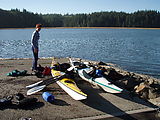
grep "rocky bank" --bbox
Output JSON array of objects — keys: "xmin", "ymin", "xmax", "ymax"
[{"xmin": 82, "ymin": 59, "xmax": 160, "ymax": 106}]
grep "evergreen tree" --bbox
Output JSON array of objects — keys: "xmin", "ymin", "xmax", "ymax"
[{"xmin": 0, "ymin": 8, "xmax": 160, "ymax": 28}]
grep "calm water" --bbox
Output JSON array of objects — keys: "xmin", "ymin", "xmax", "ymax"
[{"xmin": 0, "ymin": 28, "xmax": 160, "ymax": 78}]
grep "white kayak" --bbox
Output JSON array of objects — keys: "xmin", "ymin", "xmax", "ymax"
[
  {"xmin": 78, "ymin": 69, "xmax": 123, "ymax": 93},
  {"xmin": 69, "ymin": 58, "xmax": 123, "ymax": 93}
]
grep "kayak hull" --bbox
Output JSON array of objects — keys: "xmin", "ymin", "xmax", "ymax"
[
  {"xmin": 56, "ymin": 78, "xmax": 87, "ymax": 100},
  {"xmin": 78, "ymin": 69, "xmax": 123, "ymax": 93},
  {"xmin": 51, "ymin": 60, "xmax": 87, "ymax": 100}
]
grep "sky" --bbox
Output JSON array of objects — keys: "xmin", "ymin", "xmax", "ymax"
[{"xmin": 0, "ymin": 0, "xmax": 160, "ymax": 14}]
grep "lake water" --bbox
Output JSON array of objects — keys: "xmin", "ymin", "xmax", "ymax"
[{"xmin": 0, "ymin": 28, "xmax": 160, "ymax": 78}]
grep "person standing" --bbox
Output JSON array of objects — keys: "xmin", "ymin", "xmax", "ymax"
[{"xmin": 31, "ymin": 24, "xmax": 42, "ymax": 71}]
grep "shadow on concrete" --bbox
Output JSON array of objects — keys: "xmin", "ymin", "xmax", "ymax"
[
  {"xmin": 50, "ymin": 98, "xmax": 70, "ymax": 106},
  {"xmin": 0, "ymin": 101, "xmax": 44, "ymax": 110},
  {"xmin": 79, "ymin": 84, "xmax": 157, "ymax": 120},
  {"xmin": 114, "ymin": 90, "xmax": 157, "ymax": 108}
]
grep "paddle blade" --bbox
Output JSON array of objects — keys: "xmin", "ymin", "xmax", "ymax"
[
  {"xmin": 26, "ymin": 80, "xmax": 43, "ymax": 89},
  {"xmin": 26, "ymin": 78, "xmax": 56, "ymax": 89},
  {"xmin": 27, "ymin": 85, "xmax": 46, "ymax": 95}
]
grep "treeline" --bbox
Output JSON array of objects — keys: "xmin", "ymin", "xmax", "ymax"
[
  {"xmin": 0, "ymin": 9, "xmax": 44, "ymax": 28},
  {"xmin": 0, "ymin": 8, "xmax": 160, "ymax": 28}
]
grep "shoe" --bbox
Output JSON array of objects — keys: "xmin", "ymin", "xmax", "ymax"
[
  {"xmin": 0, "ymin": 95, "xmax": 13, "ymax": 106},
  {"xmin": 15, "ymin": 93, "xmax": 25, "ymax": 101}
]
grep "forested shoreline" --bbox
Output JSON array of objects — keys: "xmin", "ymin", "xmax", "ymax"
[{"xmin": 0, "ymin": 8, "xmax": 160, "ymax": 28}]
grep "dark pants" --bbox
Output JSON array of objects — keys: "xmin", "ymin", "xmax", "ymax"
[{"xmin": 32, "ymin": 46, "xmax": 38, "ymax": 70}]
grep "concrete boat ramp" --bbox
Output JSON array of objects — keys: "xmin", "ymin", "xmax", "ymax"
[
  {"xmin": 0, "ymin": 58, "xmax": 159, "ymax": 120},
  {"xmin": 67, "ymin": 82, "xmax": 158, "ymax": 120}
]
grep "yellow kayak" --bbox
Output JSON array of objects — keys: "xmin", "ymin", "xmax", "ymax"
[{"xmin": 51, "ymin": 59, "xmax": 87, "ymax": 100}]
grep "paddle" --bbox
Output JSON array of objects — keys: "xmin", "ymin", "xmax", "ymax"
[
  {"xmin": 27, "ymin": 66, "xmax": 75, "ymax": 95},
  {"xmin": 27, "ymin": 75, "xmax": 67, "ymax": 95},
  {"xmin": 26, "ymin": 66, "xmax": 74, "ymax": 89},
  {"xmin": 26, "ymin": 78, "xmax": 53, "ymax": 89}
]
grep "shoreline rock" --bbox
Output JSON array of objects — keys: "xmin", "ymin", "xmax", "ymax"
[{"xmin": 77, "ymin": 58, "xmax": 160, "ymax": 105}]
